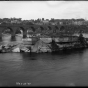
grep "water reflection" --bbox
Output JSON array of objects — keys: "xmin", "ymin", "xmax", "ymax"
[{"xmin": 22, "ymin": 53, "xmax": 38, "ymax": 60}]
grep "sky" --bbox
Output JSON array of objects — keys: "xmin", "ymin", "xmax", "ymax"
[{"xmin": 0, "ymin": 1, "xmax": 88, "ymax": 20}]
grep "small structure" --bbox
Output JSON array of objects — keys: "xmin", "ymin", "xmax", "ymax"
[
  {"xmin": 78, "ymin": 33, "xmax": 88, "ymax": 47},
  {"xmin": 50, "ymin": 39, "xmax": 59, "ymax": 52},
  {"xmin": 31, "ymin": 39, "xmax": 51, "ymax": 53}
]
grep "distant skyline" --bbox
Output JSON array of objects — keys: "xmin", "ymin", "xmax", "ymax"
[{"xmin": 0, "ymin": 1, "xmax": 88, "ymax": 20}]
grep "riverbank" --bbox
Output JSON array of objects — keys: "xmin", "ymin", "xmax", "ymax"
[{"xmin": 0, "ymin": 33, "xmax": 88, "ymax": 53}]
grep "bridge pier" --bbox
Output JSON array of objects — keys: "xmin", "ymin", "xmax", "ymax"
[
  {"xmin": 0, "ymin": 32, "xmax": 2, "ymax": 41},
  {"xmin": 23, "ymin": 30, "xmax": 27, "ymax": 38},
  {"xmin": 11, "ymin": 35, "xmax": 16, "ymax": 41},
  {"xmin": 0, "ymin": 28, "xmax": 3, "ymax": 41},
  {"xmin": 11, "ymin": 32, "xmax": 16, "ymax": 41},
  {"xmin": 0, "ymin": 35, "xmax": 2, "ymax": 41}
]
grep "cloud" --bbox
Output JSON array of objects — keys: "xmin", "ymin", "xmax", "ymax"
[{"xmin": 0, "ymin": 1, "xmax": 88, "ymax": 20}]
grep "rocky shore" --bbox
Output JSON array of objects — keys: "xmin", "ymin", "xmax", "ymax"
[{"xmin": 0, "ymin": 33, "xmax": 88, "ymax": 53}]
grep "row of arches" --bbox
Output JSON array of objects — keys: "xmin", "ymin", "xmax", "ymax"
[
  {"xmin": 0, "ymin": 25, "xmax": 66, "ymax": 41},
  {"xmin": 0, "ymin": 25, "xmax": 62, "ymax": 34}
]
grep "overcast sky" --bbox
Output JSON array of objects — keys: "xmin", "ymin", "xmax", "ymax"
[{"xmin": 0, "ymin": 1, "xmax": 88, "ymax": 20}]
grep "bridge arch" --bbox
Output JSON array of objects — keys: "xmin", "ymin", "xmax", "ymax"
[
  {"xmin": 2, "ymin": 27, "xmax": 13, "ymax": 34},
  {"xmin": 20, "ymin": 27, "xmax": 27, "ymax": 38},
  {"xmin": 53, "ymin": 26, "xmax": 59, "ymax": 33},
  {"xmin": 39, "ymin": 26, "xmax": 45, "ymax": 31},
  {"xmin": 19, "ymin": 27, "xmax": 25, "ymax": 32},
  {"xmin": 29, "ymin": 26, "xmax": 36, "ymax": 32},
  {"xmin": 47, "ymin": 26, "xmax": 52, "ymax": 30},
  {"xmin": 36, "ymin": 26, "xmax": 45, "ymax": 33},
  {"xmin": 55, "ymin": 26, "xmax": 59, "ymax": 30},
  {"xmin": 60, "ymin": 26, "xmax": 65, "ymax": 31},
  {"xmin": 1, "ymin": 27, "xmax": 13, "ymax": 41},
  {"xmin": 1, "ymin": 27, "xmax": 18, "ymax": 41},
  {"xmin": 15, "ymin": 27, "xmax": 25, "ymax": 34},
  {"xmin": 26, "ymin": 26, "xmax": 36, "ymax": 37},
  {"xmin": 15, "ymin": 27, "xmax": 27, "ymax": 38},
  {"xmin": 15, "ymin": 29, "xmax": 22, "ymax": 34}
]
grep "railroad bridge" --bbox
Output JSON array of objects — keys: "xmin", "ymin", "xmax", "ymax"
[{"xmin": 0, "ymin": 23, "xmax": 61, "ymax": 41}]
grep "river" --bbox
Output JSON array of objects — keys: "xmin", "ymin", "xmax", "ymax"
[{"xmin": 0, "ymin": 34, "xmax": 88, "ymax": 86}]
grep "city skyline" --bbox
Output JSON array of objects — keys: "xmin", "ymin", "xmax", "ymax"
[{"xmin": 0, "ymin": 1, "xmax": 88, "ymax": 20}]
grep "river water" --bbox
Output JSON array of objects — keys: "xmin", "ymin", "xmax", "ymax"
[{"xmin": 1, "ymin": 34, "xmax": 88, "ymax": 86}]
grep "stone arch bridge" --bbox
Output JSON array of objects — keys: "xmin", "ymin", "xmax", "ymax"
[{"xmin": 0, "ymin": 24, "xmax": 63, "ymax": 41}]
